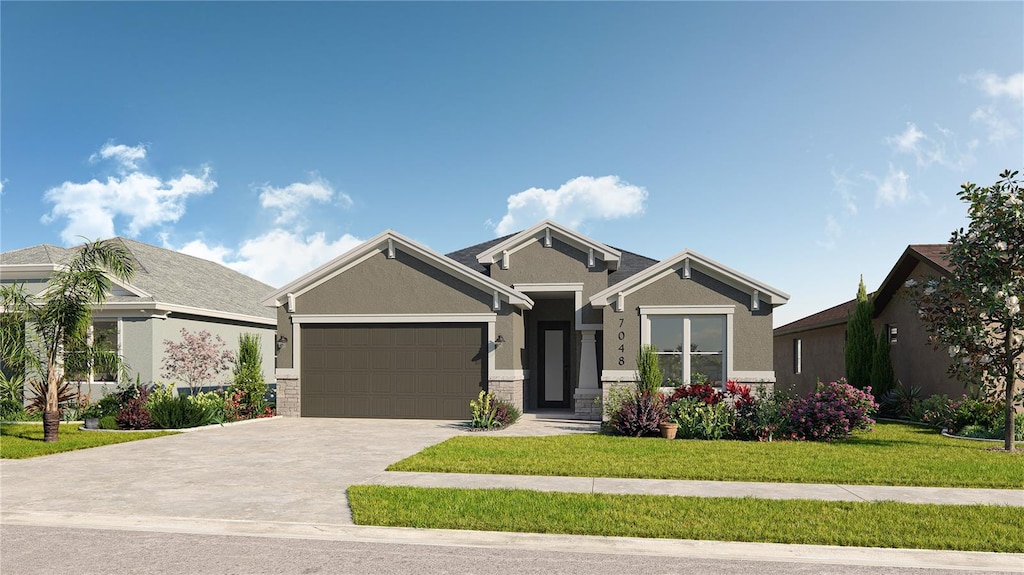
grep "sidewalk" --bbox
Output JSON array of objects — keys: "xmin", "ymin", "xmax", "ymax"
[{"xmin": 365, "ymin": 471, "xmax": 1024, "ymax": 507}]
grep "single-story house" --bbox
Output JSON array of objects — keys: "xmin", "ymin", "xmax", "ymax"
[
  {"xmin": 264, "ymin": 220, "xmax": 789, "ymax": 420},
  {"xmin": 773, "ymin": 244, "xmax": 960, "ymax": 397},
  {"xmin": 0, "ymin": 238, "xmax": 277, "ymax": 398}
]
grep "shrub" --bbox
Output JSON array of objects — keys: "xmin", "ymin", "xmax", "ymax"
[
  {"xmin": 469, "ymin": 391, "xmax": 499, "ymax": 429},
  {"xmin": 668, "ymin": 396, "xmax": 734, "ymax": 440},
  {"xmin": 98, "ymin": 415, "xmax": 119, "ymax": 430},
  {"xmin": 669, "ymin": 383, "xmax": 723, "ymax": 405},
  {"xmin": 228, "ymin": 333, "xmax": 267, "ymax": 415},
  {"xmin": 189, "ymin": 391, "xmax": 226, "ymax": 423},
  {"xmin": 0, "ymin": 398, "xmax": 26, "ymax": 421},
  {"xmin": 149, "ymin": 394, "xmax": 218, "ymax": 429},
  {"xmin": 635, "ymin": 345, "xmax": 662, "ymax": 395},
  {"xmin": 601, "ymin": 384, "xmax": 636, "ymax": 421},
  {"xmin": 492, "ymin": 400, "xmax": 520, "ymax": 427},
  {"xmin": 946, "ymin": 396, "xmax": 1003, "ymax": 433},
  {"xmin": 25, "ymin": 378, "xmax": 76, "ymax": 415},
  {"xmin": 610, "ymin": 393, "xmax": 666, "ymax": 437},
  {"xmin": 784, "ymin": 379, "xmax": 877, "ymax": 442},
  {"xmin": 116, "ymin": 386, "xmax": 152, "ymax": 430},
  {"xmin": 732, "ymin": 390, "xmax": 790, "ymax": 442},
  {"xmin": 879, "ymin": 381, "xmax": 922, "ymax": 419}
]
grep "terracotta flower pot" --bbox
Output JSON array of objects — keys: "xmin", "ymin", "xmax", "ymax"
[{"xmin": 659, "ymin": 422, "xmax": 678, "ymax": 439}]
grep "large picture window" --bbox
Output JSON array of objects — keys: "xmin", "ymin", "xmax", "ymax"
[
  {"xmin": 646, "ymin": 311, "xmax": 729, "ymax": 387},
  {"xmin": 66, "ymin": 320, "xmax": 120, "ymax": 384}
]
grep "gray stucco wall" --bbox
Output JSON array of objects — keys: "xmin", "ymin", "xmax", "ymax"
[
  {"xmin": 152, "ymin": 315, "xmax": 276, "ymax": 392},
  {"xmin": 488, "ymin": 238, "xmax": 609, "ymax": 325},
  {"xmin": 603, "ymin": 267, "xmax": 774, "ymax": 378},
  {"xmin": 120, "ymin": 317, "xmax": 154, "ymax": 383},
  {"xmin": 773, "ymin": 323, "xmax": 846, "ymax": 395}
]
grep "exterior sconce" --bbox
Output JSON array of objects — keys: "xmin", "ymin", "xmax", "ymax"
[
  {"xmin": 275, "ymin": 335, "xmax": 288, "ymax": 351},
  {"xmin": 494, "ymin": 335, "xmax": 506, "ymax": 347}
]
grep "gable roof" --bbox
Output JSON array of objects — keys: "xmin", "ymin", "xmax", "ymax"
[
  {"xmin": 590, "ymin": 248, "xmax": 790, "ymax": 308},
  {"xmin": 474, "ymin": 220, "xmax": 622, "ymax": 271},
  {"xmin": 872, "ymin": 244, "xmax": 950, "ymax": 312},
  {"xmin": 1, "ymin": 238, "xmax": 276, "ymax": 324},
  {"xmin": 773, "ymin": 244, "xmax": 950, "ymax": 336},
  {"xmin": 262, "ymin": 230, "xmax": 534, "ymax": 310}
]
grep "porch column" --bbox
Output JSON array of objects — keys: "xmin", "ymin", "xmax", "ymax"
[{"xmin": 574, "ymin": 330, "xmax": 601, "ymax": 420}]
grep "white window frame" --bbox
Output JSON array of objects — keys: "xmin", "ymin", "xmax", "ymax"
[
  {"xmin": 794, "ymin": 338, "xmax": 802, "ymax": 375},
  {"xmin": 67, "ymin": 318, "xmax": 123, "ymax": 385},
  {"xmin": 639, "ymin": 305, "xmax": 734, "ymax": 387}
]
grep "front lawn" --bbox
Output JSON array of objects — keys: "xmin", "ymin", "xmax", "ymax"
[
  {"xmin": 0, "ymin": 423, "xmax": 177, "ymax": 459},
  {"xmin": 348, "ymin": 485, "xmax": 1024, "ymax": 553},
  {"xmin": 389, "ymin": 423, "xmax": 1023, "ymax": 488}
]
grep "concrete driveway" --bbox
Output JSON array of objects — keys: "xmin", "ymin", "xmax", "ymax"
[
  {"xmin": 0, "ymin": 414, "xmax": 599, "ymax": 526},
  {"xmin": 0, "ymin": 418, "xmax": 465, "ymax": 526}
]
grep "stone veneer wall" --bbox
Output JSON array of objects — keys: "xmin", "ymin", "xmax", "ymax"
[
  {"xmin": 573, "ymin": 388, "xmax": 602, "ymax": 420},
  {"xmin": 488, "ymin": 379, "xmax": 525, "ymax": 414},
  {"xmin": 276, "ymin": 377, "xmax": 300, "ymax": 417}
]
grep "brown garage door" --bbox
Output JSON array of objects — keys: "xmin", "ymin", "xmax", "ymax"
[{"xmin": 300, "ymin": 323, "xmax": 486, "ymax": 419}]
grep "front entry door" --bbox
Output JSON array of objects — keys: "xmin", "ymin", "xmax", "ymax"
[{"xmin": 538, "ymin": 321, "xmax": 571, "ymax": 408}]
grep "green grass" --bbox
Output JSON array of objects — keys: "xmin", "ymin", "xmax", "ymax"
[
  {"xmin": 389, "ymin": 423, "xmax": 1024, "ymax": 488},
  {"xmin": 349, "ymin": 485, "xmax": 1024, "ymax": 553},
  {"xmin": 0, "ymin": 423, "xmax": 177, "ymax": 459}
]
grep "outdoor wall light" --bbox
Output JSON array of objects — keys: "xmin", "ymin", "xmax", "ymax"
[
  {"xmin": 494, "ymin": 335, "xmax": 506, "ymax": 347},
  {"xmin": 275, "ymin": 335, "xmax": 288, "ymax": 351}
]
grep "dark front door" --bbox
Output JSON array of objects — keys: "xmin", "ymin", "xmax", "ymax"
[{"xmin": 538, "ymin": 321, "xmax": 571, "ymax": 408}]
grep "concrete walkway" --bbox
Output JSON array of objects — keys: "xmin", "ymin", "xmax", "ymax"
[{"xmin": 366, "ymin": 471, "xmax": 1024, "ymax": 506}]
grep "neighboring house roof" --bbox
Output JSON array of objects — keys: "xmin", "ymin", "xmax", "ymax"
[
  {"xmin": 474, "ymin": 220, "xmax": 622, "ymax": 271},
  {"xmin": 1, "ymin": 238, "xmax": 276, "ymax": 324},
  {"xmin": 262, "ymin": 230, "xmax": 535, "ymax": 310},
  {"xmin": 773, "ymin": 244, "xmax": 950, "ymax": 337},
  {"xmin": 590, "ymin": 248, "xmax": 791, "ymax": 309}
]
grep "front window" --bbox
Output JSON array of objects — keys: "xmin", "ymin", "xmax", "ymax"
[
  {"xmin": 66, "ymin": 320, "xmax": 120, "ymax": 384},
  {"xmin": 650, "ymin": 315, "xmax": 726, "ymax": 386}
]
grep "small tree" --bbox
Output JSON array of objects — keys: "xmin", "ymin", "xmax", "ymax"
[
  {"xmin": 635, "ymin": 344, "xmax": 662, "ymax": 395},
  {"xmin": 906, "ymin": 170, "xmax": 1023, "ymax": 451},
  {"xmin": 870, "ymin": 328, "xmax": 895, "ymax": 398},
  {"xmin": 161, "ymin": 329, "xmax": 234, "ymax": 396},
  {"xmin": 229, "ymin": 332, "xmax": 266, "ymax": 414},
  {"xmin": 845, "ymin": 277, "xmax": 875, "ymax": 389},
  {"xmin": 0, "ymin": 238, "xmax": 135, "ymax": 442}
]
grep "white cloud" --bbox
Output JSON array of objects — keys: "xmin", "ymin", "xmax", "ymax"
[
  {"xmin": 493, "ymin": 175, "xmax": 647, "ymax": 235},
  {"xmin": 257, "ymin": 174, "xmax": 350, "ymax": 225},
  {"xmin": 971, "ymin": 106, "xmax": 1018, "ymax": 144},
  {"xmin": 885, "ymin": 122, "xmax": 973, "ymax": 170},
  {"xmin": 42, "ymin": 143, "xmax": 216, "ymax": 245},
  {"xmin": 830, "ymin": 169, "xmax": 858, "ymax": 215},
  {"xmin": 870, "ymin": 164, "xmax": 912, "ymax": 207},
  {"xmin": 965, "ymin": 71, "xmax": 1024, "ymax": 102},
  {"xmin": 816, "ymin": 214, "xmax": 842, "ymax": 250},
  {"xmin": 170, "ymin": 229, "xmax": 364, "ymax": 287},
  {"xmin": 90, "ymin": 142, "xmax": 148, "ymax": 171}
]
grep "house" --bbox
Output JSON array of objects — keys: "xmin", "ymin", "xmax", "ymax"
[
  {"xmin": 773, "ymin": 244, "xmax": 960, "ymax": 398},
  {"xmin": 263, "ymin": 221, "xmax": 788, "ymax": 420},
  {"xmin": 0, "ymin": 238, "xmax": 277, "ymax": 397}
]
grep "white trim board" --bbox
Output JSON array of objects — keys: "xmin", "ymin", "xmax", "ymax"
[
  {"xmin": 513, "ymin": 282, "xmax": 602, "ymax": 331},
  {"xmin": 291, "ymin": 313, "xmax": 496, "ymax": 324}
]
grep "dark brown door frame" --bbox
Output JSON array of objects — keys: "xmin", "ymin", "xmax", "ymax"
[{"xmin": 537, "ymin": 321, "xmax": 571, "ymax": 409}]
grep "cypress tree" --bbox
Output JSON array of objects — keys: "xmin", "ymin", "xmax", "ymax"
[
  {"xmin": 844, "ymin": 276, "xmax": 875, "ymax": 389},
  {"xmin": 870, "ymin": 328, "xmax": 894, "ymax": 398}
]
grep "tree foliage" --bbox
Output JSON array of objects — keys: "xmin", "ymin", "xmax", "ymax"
[
  {"xmin": 906, "ymin": 170, "xmax": 1023, "ymax": 451},
  {"xmin": 161, "ymin": 328, "xmax": 234, "ymax": 395},
  {"xmin": 229, "ymin": 332, "xmax": 266, "ymax": 413},
  {"xmin": 0, "ymin": 238, "xmax": 135, "ymax": 442},
  {"xmin": 845, "ymin": 276, "xmax": 875, "ymax": 389},
  {"xmin": 870, "ymin": 328, "xmax": 895, "ymax": 398}
]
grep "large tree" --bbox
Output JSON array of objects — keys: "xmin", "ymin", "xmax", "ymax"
[
  {"xmin": 845, "ymin": 276, "xmax": 875, "ymax": 390},
  {"xmin": 0, "ymin": 239, "xmax": 135, "ymax": 442},
  {"xmin": 908, "ymin": 170, "xmax": 1023, "ymax": 451}
]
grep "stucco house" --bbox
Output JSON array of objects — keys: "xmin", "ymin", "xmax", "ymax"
[
  {"xmin": 0, "ymin": 238, "xmax": 277, "ymax": 397},
  {"xmin": 773, "ymin": 244, "xmax": 960, "ymax": 397},
  {"xmin": 264, "ymin": 221, "xmax": 788, "ymax": 420}
]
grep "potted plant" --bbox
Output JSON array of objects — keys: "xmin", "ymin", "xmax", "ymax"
[
  {"xmin": 658, "ymin": 418, "xmax": 678, "ymax": 439},
  {"xmin": 81, "ymin": 403, "xmax": 103, "ymax": 429}
]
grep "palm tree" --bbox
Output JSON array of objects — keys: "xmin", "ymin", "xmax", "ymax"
[{"xmin": 0, "ymin": 239, "xmax": 135, "ymax": 442}]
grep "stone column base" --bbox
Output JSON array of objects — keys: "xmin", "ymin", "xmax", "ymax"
[
  {"xmin": 489, "ymin": 379, "xmax": 525, "ymax": 414},
  {"xmin": 573, "ymin": 388, "xmax": 602, "ymax": 420},
  {"xmin": 276, "ymin": 377, "xmax": 300, "ymax": 417}
]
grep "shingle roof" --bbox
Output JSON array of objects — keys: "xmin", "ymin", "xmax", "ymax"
[
  {"xmin": 445, "ymin": 233, "xmax": 659, "ymax": 285},
  {"xmin": 774, "ymin": 298, "xmax": 857, "ymax": 336},
  {"xmin": 1, "ymin": 238, "xmax": 275, "ymax": 320}
]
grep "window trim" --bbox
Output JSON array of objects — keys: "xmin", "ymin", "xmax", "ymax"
[
  {"xmin": 793, "ymin": 338, "xmax": 802, "ymax": 374},
  {"xmin": 639, "ymin": 305, "xmax": 735, "ymax": 386}
]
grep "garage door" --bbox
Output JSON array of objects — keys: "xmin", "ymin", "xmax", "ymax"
[{"xmin": 300, "ymin": 323, "xmax": 486, "ymax": 419}]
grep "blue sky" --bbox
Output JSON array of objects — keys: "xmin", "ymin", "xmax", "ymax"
[{"xmin": 2, "ymin": 2, "xmax": 1021, "ymax": 327}]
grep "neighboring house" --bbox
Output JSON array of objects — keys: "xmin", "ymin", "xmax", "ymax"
[
  {"xmin": 264, "ymin": 220, "xmax": 789, "ymax": 420},
  {"xmin": 773, "ymin": 244, "xmax": 961, "ymax": 397},
  {"xmin": 0, "ymin": 238, "xmax": 277, "ymax": 398}
]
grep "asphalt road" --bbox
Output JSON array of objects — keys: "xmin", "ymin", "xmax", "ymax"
[{"xmin": 1, "ymin": 524, "xmax": 1010, "ymax": 575}]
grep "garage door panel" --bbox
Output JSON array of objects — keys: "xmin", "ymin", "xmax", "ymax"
[{"xmin": 301, "ymin": 324, "xmax": 484, "ymax": 419}]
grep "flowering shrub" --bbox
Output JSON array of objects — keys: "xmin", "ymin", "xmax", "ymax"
[
  {"xmin": 669, "ymin": 383, "xmax": 723, "ymax": 405},
  {"xmin": 224, "ymin": 389, "xmax": 274, "ymax": 422},
  {"xmin": 492, "ymin": 400, "xmax": 521, "ymax": 428},
  {"xmin": 611, "ymin": 393, "xmax": 666, "ymax": 437},
  {"xmin": 116, "ymin": 386, "xmax": 152, "ymax": 430},
  {"xmin": 784, "ymin": 379, "xmax": 877, "ymax": 442},
  {"xmin": 732, "ymin": 389, "xmax": 790, "ymax": 442}
]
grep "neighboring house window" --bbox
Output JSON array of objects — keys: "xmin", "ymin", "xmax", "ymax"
[
  {"xmin": 649, "ymin": 315, "xmax": 727, "ymax": 386},
  {"xmin": 793, "ymin": 338, "xmax": 802, "ymax": 374},
  {"xmin": 887, "ymin": 324, "xmax": 898, "ymax": 344},
  {"xmin": 66, "ymin": 320, "xmax": 120, "ymax": 384}
]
